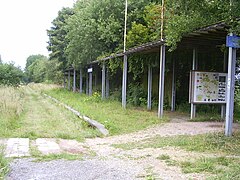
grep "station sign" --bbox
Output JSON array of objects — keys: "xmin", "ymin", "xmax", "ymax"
[
  {"xmin": 88, "ymin": 68, "xmax": 93, "ymax": 73},
  {"xmin": 226, "ymin": 35, "xmax": 240, "ymax": 48}
]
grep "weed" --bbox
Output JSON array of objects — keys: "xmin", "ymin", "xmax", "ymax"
[{"xmin": 157, "ymin": 154, "xmax": 170, "ymax": 160}]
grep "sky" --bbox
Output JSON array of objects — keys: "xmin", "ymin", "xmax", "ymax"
[{"xmin": 0, "ymin": 0, "xmax": 75, "ymax": 69}]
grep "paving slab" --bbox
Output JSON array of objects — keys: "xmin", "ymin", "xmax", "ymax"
[
  {"xmin": 35, "ymin": 138, "xmax": 62, "ymax": 155},
  {"xmin": 5, "ymin": 138, "xmax": 30, "ymax": 158}
]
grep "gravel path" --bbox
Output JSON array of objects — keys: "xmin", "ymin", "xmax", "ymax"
[
  {"xmin": 6, "ymin": 119, "xmax": 239, "ymax": 180},
  {"xmin": 7, "ymin": 158, "xmax": 144, "ymax": 180}
]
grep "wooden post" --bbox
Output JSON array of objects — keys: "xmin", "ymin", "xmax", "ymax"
[
  {"xmin": 122, "ymin": 54, "xmax": 127, "ymax": 108},
  {"xmin": 68, "ymin": 70, "xmax": 70, "ymax": 91},
  {"xmin": 106, "ymin": 67, "xmax": 110, "ymax": 98},
  {"xmin": 79, "ymin": 67, "xmax": 83, "ymax": 94},
  {"xmin": 73, "ymin": 68, "xmax": 76, "ymax": 92},
  {"xmin": 171, "ymin": 58, "xmax": 176, "ymax": 111},
  {"xmin": 147, "ymin": 64, "xmax": 152, "ymax": 110},
  {"xmin": 102, "ymin": 63, "xmax": 106, "ymax": 99},
  {"xmin": 158, "ymin": 45, "xmax": 166, "ymax": 118},
  {"xmin": 225, "ymin": 33, "xmax": 237, "ymax": 136}
]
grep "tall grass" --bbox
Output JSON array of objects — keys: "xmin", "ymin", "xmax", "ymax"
[
  {"xmin": 0, "ymin": 86, "xmax": 24, "ymax": 136},
  {"xmin": 0, "ymin": 146, "xmax": 9, "ymax": 179}
]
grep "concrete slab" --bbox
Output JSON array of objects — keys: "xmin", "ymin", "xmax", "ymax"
[
  {"xmin": 5, "ymin": 138, "xmax": 30, "ymax": 158},
  {"xmin": 35, "ymin": 138, "xmax": 62, "ymax": 155}
]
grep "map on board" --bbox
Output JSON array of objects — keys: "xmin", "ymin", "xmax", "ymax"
[{"xmin": 190, "ymin": 71, "xmax": 227, "ymax": 104}]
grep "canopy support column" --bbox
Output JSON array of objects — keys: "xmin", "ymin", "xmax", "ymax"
[
  {"xmin": 86, "ymin": 73, "xmax": 89, "ymax": 95},
  {"xmin": 171, "ymin": 58, "xmax": 176, "ymax": 112},
  {"xmin": 89, "ymin": 71, "xmax": 93, "ymax": 96},
  {"xmin": 79, "ymin": 67, "xmax": 83, "ymax": 94},
  {"xmin": 158, "ymin": 45, "xmax": 166, "ymax": 118},
  {"xmin": 73, "ymin": 68, "xmax": 76, "ymax": 92},
  {"xmin": 68, "ymin": 70, "xmax": 71, "ymax": 91},
  {"xmin": 221, "ymin": 52, "xmax": 227, "ymax": 119},
  {"xmin": 191, "ymin": 49, "xmax": 198, "ymax": 119},
  {"xmin": 63, "ymin": 74, "xmax": 66, "ymax": 89},
  {"xmin": 102, "ymin": 63, "xmax": 106, "ymax": 99},
  {"xmin": 225, "ymin": 34, "xmax": 237, "ymax": 136},
  {"xmin": 106, "ymin": 67, "xmax": 110, "ymax": 98},
  {"xmin": 122, "ymin": 54, "xmax": 127, "ymax": 108},
  {"xmin": 147, "ymin": 64, "xmax": 152, "ymax": 110}
]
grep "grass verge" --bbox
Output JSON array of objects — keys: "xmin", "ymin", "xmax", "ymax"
[{"xmin": 44, "ymin": 88, "xmax": 168, "ymax": 135}]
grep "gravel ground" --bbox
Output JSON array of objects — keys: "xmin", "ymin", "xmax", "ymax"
[{"xmin": 7, "ymin": 158, "xmax": 144, "ymax": 180}]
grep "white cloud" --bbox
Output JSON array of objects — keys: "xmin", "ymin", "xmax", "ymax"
[{"xmin": 0, "ymin": 0, "xmax": 74, "ymax": 69}]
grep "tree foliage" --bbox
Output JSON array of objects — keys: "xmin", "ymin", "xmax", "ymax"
[{"xmin": 0, "ymin": 62, "xmax": 23, "ymax": 86}]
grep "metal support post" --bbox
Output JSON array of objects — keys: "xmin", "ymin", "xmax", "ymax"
[
  {"xmin": 63, "ymin": 74, "xmax": 66, "ymax": 89},
  {"xmin": 102, "ymin": 63, "xmax": 106, "ymax": 99},
  {"xmin": 86, "ymin": 73, "xmax": 89, "ymax": 95},
  {"xmin": 106, "ymin": 67, "xmax": 110, "ymax": 98},
  {"xmin": 68, "ymin": 70, "xmax": 70, "ymax": 91},
  {"xmin": 122, "ymin": 54, "xmax": 128, "ymax": 108},
  {"xmin": 225, "ymin": 40, "xmax": 236, "ymax": 136},
  {"xmin": 158, "ymin": 45, "xmax": 166, "ymax": 118},
  {"xmin": 89, "ymin": 72, "xmax": 93, "ymax": 96},
  {"xmin": 79, "ymin": 67, "xmax": 83, "ymax": 93},
  {"xmin": 73, "ymin": 68, "xmax": 76, "ymax": 92},
  {"xmin": 191, "ymin": 49, "xmax": 198, "ymax": 119},
  {"xmin": 147, "ymin": 64, "xmax": 152, "ymax": 110},
  {"xmin": 221, "ymin": 51, "xmax": 227, "ymax": 119},
  {"xmin": 171, "ymin": 58, "xmax": 176, "ymax": 111}
]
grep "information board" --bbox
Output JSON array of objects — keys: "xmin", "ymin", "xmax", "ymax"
[{"xmin": 190, "ymin": 71, "xmax": 227, "ymax": 104}]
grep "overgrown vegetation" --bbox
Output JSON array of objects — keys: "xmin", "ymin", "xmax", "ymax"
[
  {"xmin": 114, "ymin": 132, "xmax": 240, "ymax": 178},
  {"xmin": 113, "ymin": 132, "xmax": 240, "ymax": 155},
  {"xmin": 0, "ymin": 61, "xmax": 23, "ymax": 86},
  {"xmin": 44, "ymin": 87, "xmax": 168, "ymax": 135},
  {"xmin": 0, "ymin": 85, "xmax": 100, "ymax": 140},
  {"xmin": 0, "ymin": 146, "xmax": 9, "ymax": 179}
]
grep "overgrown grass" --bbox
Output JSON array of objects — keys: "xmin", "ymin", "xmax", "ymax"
[
  {"xmin": 44, "ymin": 88, "xmax": 168, "ymax": 135},
  {"xmin": 113, "ymin": 132, "xmax": 240, "ymax": 155},
  {"xmin": 0, "ymin": 85, "xmax": 100, "ymax": 140},
  {"xmin": 0, "ymin": 146, "xmax": 9, "ymax": 179},
  {"xmin": 114, "ymin": 132, "xmax": 240, "ymax": 178}
]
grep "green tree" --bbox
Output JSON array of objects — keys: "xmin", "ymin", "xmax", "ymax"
[
  {"xmin": 47, "ymin": 7, "xmax": 74, "ymax": 69},
  {"xmin": 0, "ymin": 62, "xmax": 23, "ymax": 86}
]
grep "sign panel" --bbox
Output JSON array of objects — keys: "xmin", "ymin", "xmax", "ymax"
[
  {"xmin": 87, "ymin": 68, "xmax": 93, "ymax": 73},
  {"xmin": 226, "ymin": 35, "xmax": 240, "ymax": 48},
  {"xmin": 190, "ymin": 71, "xmax": 227, "ymax": 104}
]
